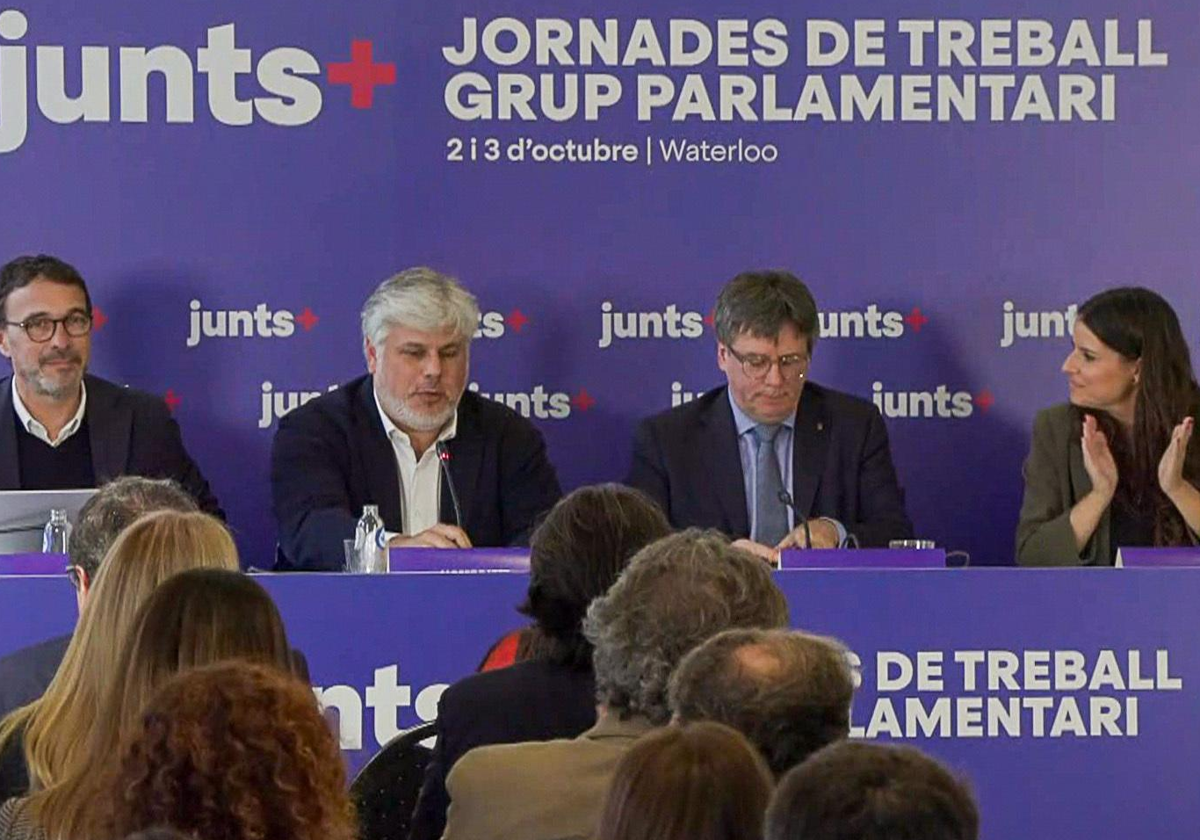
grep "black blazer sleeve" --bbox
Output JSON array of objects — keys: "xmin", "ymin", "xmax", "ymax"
[
  {"xmin": 127, "ymin": 397, "xmax": 223, "ymax": 518},
  {"xmin": 625, "ymin": 417, "xmax": 670, "ymax": 516},
  {"xmin": 495, "ymin": 415, "xmax": 562, "ymax": 546},
  {"xmin": 270, "ymin": 402, "xmax": 358, "ymax": 571},
  {"xmin": 844, "ymin": 405, "xmax": 913, "ymax": 547}
]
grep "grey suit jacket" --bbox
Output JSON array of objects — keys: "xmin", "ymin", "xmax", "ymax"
[
  {"xmin": 441, "ymin": 714, "xmax": 655, "ymax": 840},
  {"xmin": 1016, "ymin": 404, "xmax": 1110, "ymax": 566}
]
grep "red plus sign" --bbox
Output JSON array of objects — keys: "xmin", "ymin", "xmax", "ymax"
[
  {"xmin": 703, "ymin": 309, "xmax": 715, "ymax": 327},
  {"xmin": 975, "ymin": 390, "xmax": 995, "ymax": 412},
  {"xmin": 328, "ymin": 41, "xmax": 396, "ymax": 109},
  {"xmin": 91, "ymin": 306, "xmax": 108, "ymax": 330},
  {"xmin": 507, "ymin": 308, "xmax": 529, "ymax": 333},
  {"xmin": 295, "ymin": 307, "xmax": 319, "ymax": 331},
  {"xmin": 572, "ymin": 388, "xmax": 596, "ymax": 412},
  {"xmin": 164, "ymin": 389, "xmax": 182, "ymax": 412},
  {"xmin": 904, "ymin": 306, "xmax": 929, "ymax": 332}
]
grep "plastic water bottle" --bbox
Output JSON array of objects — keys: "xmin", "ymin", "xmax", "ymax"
[
  {"xmin": 353, "ymin": 505, "xmax": 386, "ymax": 574},
  {"xmin": 43, "ymin": 508, "xmax": 72, "ymax": 554}
]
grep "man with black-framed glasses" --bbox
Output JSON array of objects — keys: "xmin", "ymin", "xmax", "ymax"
[
  {"xmin": 0, "ymin": 254, "xmax": 220, "ymax": 515},
  {"xmin": 627, "ymin": 269, "xmax": 912, "ymax": 555}
]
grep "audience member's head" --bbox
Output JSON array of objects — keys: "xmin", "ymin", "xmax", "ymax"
[
  {"xmin": 105, "ymin": 568, "xmax": 296, "ymax": 739},
  {"xmin": 69, "ymin": 476, "xmax": 198, "ymax": 599},
  {"xmin": 93, "ymin": 663, "xmax": 354, "ymax": 840},
  {"xmin": 0, "ymin": 510, "xmax": 237, "ymax": 791},
  {"xmin": 766, "ymin": 742, "xmax": 979, "ymax": 840},
  {"xmin": 669, "ymin": 627, "xmax": 854, "ymax": 776},
  {"xmin": 35, "ymin": 569, "xmax": 298, "ymax": 839},
  {"xmin": 583, "ymin": 529, "xmax": 788, "ymax": 725},
  {"xmin": 597, "ymin": 721, "xmax": 772, "ymax": 840},
  {"xmin": 518, "ymin": 483, "xmax": 671, "ymax": 667}
]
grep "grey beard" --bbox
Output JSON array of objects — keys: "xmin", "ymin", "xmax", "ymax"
[{"xmin": 377, "ymin": 388, "xmax": 457, "ymax": 433}]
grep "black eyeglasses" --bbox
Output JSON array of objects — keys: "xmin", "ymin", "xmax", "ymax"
[
  {"xmin": 726, "ymin": 346, "xmax": 809, "ymax": 382},
  {"xmin": 1, "ymin": 311, "xmax": 92, "ymax": 342}
]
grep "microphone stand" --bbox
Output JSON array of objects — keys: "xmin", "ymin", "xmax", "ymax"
[{"xmin": 435, "ymin": 441, "xmax": 464, "ymax": 528}]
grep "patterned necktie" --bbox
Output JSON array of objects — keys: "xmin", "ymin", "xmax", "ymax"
[{"xmin": 753, "ymin": 424, "xmax": 788, "ymax": 546}]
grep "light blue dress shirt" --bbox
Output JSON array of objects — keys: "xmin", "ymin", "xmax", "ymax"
[{"xmin": 727, "ymin": 389, "xmax": 847, "ymax": 546}]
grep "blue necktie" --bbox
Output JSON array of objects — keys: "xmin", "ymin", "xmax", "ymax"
[{"xmin": 753, "ymin": 424, "xmax": 788, "ymax": 546}]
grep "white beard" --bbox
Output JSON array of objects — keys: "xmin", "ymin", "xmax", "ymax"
[{"xmin": 377, "ymin": 387, "xmax": 457, "ymax": 433}]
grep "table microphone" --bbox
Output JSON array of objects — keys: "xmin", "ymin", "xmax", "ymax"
[
  {"xmin": 435, "ymin": 441, "xmax": 464, "ymax": 528},
  {"xmin": 776, "ymin": 489, "xmax": 812, "ymax": 550}
]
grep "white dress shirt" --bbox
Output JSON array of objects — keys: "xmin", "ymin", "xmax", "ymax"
[
  {"xmin": 373, "ymin": 388, "xmax": 457, "ymax": 535},
  {"xmin": 11, "ymin": 378, "xmax": 87, "ymax": 448}
]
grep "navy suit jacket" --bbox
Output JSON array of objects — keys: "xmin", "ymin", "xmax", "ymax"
[
  {"xmin": 408, "ymin": 659, "xmax": 597, "ymax": 840},
  {"xmin": 626, "ymin": 383, "xmax": 913, "ymax": 547},
  {"xmin": 271, "ymin": 376, "xmax": 562, "ymax": 570},
  {"xmin": 0, "ymin": 374, "xmax": 222, "ymax": 516}
]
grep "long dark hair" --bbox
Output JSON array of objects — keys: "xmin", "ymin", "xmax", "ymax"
[
  {"xmin": 518, "ymin": 484, "xmax": 671, "ymax": 668},
  {"xmin": 1076, "ymin": 287, "xmax": 1200, "ymax": 544}
]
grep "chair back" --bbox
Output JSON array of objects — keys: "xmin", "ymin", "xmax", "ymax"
[{"xmin": 351, "ymin": 721, "xmax": 437, "ymax": 840}]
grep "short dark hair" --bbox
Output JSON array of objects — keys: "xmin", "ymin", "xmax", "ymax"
[
  {"xmin": 0, "ymin": 254, "xmax": 92, "ymax": 322},
  {"xmin": 714, "ymin": 270, "xmax": 818, "ymax": 353},
  {"xmin": 71, "ymin": 477, "xmax": 198, "ymax": 579},
  {"xmin": 766, "ymin": 742, "xmax": 980, "ymax": 840},
  {"xmin": 669, "ymin": 628, "xmax": 854, "ymax": 777},
  {"xmin": 596, "ymin": 721, "xmax": 772, "ymax": 840},
  {"xmin": 583, "ymin": 529, "xmax": 789, "ymax": 724},
  {"xmin": 518, "ymin": 484, "xmax": 672, "ymax": 668}
]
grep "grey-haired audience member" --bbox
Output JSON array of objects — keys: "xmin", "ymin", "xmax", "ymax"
[
  {"xmin": 0, "ymin": 477, "xmax": 197, "ymax": 723},
  {"xmin": 766, "ymin": 741, "xmax": 979, "ymax": 840},
  {"xmin": 668, "ymin": 627, "xmax": 854, "ymax": 777},
  {"xmin": 439, "ymin": 529, "xmax": 789, "ymax": 840}
]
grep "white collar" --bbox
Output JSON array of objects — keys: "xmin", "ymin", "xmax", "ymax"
[
  {"xmin": 372, "ymin": 384, "xmax": 458, "ymax": 451},
  {"xmin": 11, "ymin": 376, "xmax": 88, "ymax": 448}
]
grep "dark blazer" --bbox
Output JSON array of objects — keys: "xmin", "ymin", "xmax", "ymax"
[
  {"xmin": 0, "ymin": 374, "xmax": 222, "ymax": 516},
  {"xmin": 1016, "ymin": 404, "xmax": 1200, "ymax": 566},
  {"xmin": 408, "ymin": 660, "xmax": 597, "ymax": 840},
  {"xmin": 627, "ymin": 383, "xmax": 913, "ymax": 547},
  {"xmin": 0, "ymin": 635, "xmax": 69, "ymax": 720},
  {"xmin": 271, "ymin": 376, "xmax": 562, "ymax": 570},
  {"xmin": 1016, "ymin": 404, "xmax": 1107, "ymax": 565}
]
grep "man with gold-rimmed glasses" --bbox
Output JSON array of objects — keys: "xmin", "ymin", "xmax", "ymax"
[
  {"xmin": 0, "ymin": 254, "xmax": 220, "ymax": 514},
  {"xmin": 627, "ymin": 270, "xmax": 912, "ymax": 555}
]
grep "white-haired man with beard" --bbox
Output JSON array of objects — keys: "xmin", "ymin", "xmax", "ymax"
[
  {"xmin": 0, "ymin": 254, "xmax": 221, "ymax": 515},
  {"xmin": 271, "ymin": 267, "xmax": 562, "ymax": 570}
]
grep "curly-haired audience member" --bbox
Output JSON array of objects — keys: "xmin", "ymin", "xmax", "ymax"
[
  {"xmin": 1, "ymin": 568, "xmax": 298, "ymax": 840},
  {"xmin": 596, "ymin": 722, "xmax": 772, "ymax": 840},
  {"xmin": 94, "ymin": 662, "xmax": 355, "ymax": 840},
  {"xmin": 441, "ymin": 529, "xmax": 788, "ymax": 840},
  {"xmin": 765, "ymin": 742, "xmax": 979, "ymax": 840}
]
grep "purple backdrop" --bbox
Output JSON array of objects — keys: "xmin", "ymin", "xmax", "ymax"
[{"xmin": 1, "ymin": 2, "xmax": 1197, "ymax": 566}]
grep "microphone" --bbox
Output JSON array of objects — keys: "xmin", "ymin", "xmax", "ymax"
[
  {"xmin": 777, "ymin": 490, "xmax": 859, "ymax": 549},
  {"xmin": 435, "ymin": 441, "xmax": 463, "ymax": 528},
  {"xmin": 776, "ymin": 489, "xmax": 812, "ymax": 549}
]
